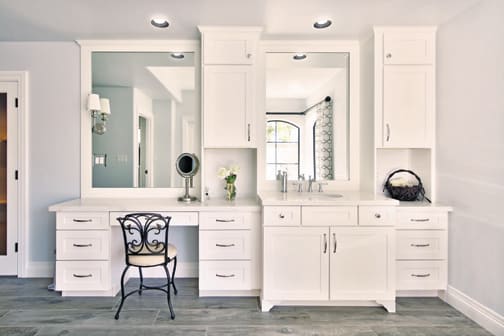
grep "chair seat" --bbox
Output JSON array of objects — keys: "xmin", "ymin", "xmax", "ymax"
[{"xmin": 128, "ymin": 243, "xmax": 178, "ymax": 267}]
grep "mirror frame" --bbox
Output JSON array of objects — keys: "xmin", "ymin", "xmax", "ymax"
[
  {"xmin": 78, "ymin": 40, "xmax": 201, "ymax": 197},
  {"xmin": 257, "ymin": 41, "xmax": 361, "ymax": 191}
]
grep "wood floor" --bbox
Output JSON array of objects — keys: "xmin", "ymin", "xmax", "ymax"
[{"xmin": 0, "ymin": 277, "xmax": 493, "ymax": 336}]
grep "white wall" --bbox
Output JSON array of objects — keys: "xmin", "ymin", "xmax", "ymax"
[
  {"xmin": 437, "ymin": 0, "xmax": 504, "ymax": 315},
  {"xmin": 0, "ymin": 42, "xmax": 80, "ymax": 264}
]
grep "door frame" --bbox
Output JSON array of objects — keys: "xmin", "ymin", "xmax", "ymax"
[{"xmin": 0, "ymin": 71, "xmax": 28, "ymax": 277}]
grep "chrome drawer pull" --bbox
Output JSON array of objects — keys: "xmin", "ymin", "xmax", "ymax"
[
  {"xmin": 72, "ymin": 219, "xmax": 92, "ymax": 223},
  {"xmin": 215, "ymin": 243, "xmax": 235, "ymax": 248},
  {"xmin": 215, "ymin": 219, "xmax": 235, "ymax": 223},
  {"xmin": 279, "ymin": 214, "xmax": 285, "ymax": 219},
  {"xmin": 411, "ymin": 273, "xmax": 431, "ymax": 278},
  {"xmin": 216, "ymin": 273, "xmax": 235, "ymax": 278},
  {"xmin": 73, "ymin": 273, "xmax": 93, "ymax": 278},
  {"xmin": 323, "ymin": 234, "xmax": 328, "ymax": 254},
  {"xmin": 374, "ymin": 213, "xmax": 382, "ymax": 219},
  {"xmin": 411, "ymin": 243, "xmax": 430, "ymax": 248},
  {"xmin": 73, "ymin": 243, "xmax": 93, "ymax": 248},
  {"xmin": 410, "ymin": 218, "xmax": 430, "ymax": 222},
  {"xmin": 333, "ymin": 233, "xmax": 337, "ymax": 253}
]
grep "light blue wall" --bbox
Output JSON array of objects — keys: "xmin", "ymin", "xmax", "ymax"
[
  {"xmin": 0, "ymin": 42, "xmax": 80, "ymax": 262},
  {"xmin": 437, "ymin": 0, "xmax": 504, "ymax": 315}
]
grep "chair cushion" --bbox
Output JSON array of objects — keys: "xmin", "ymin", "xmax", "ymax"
[{"xmin": 128, "ymin": 243, "xmax": 177, "ymax": 267}]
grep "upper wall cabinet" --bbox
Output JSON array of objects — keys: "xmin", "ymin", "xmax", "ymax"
[
  {"xmin": 375, "ymin": 27, "xmax": 436, "ymax": 148},
  {"xmin": 383, "ymin": 32, "xmax": 435, "ymax": 65},
  {"xmin": 199, "ymin": 26, "xmax": 262, "ymax": 148}
]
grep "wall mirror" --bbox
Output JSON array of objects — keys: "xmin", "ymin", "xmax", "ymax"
[
  {"xmin": 80, "ymin": 41, "xmax": 200, "ymax": 197},
  {"xmin": 265, "ymin": 52, "xmax": 349, "ymax": 181},
  {"xmin": 258, "ymin": 41, "xmax": 360, "ymax": 191}
]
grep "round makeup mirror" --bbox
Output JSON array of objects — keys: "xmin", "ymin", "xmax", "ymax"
[{"xmin": 175, "ymin": 153, "xmax": 200, "ymax": 202}]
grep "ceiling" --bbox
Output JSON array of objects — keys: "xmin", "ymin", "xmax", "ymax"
[{"xmin": 0, "ymin": 0, "xmax": 481, "ymax": 41}]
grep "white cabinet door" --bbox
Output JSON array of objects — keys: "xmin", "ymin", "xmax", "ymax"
[
  {"xmin": 203, "ymin": 34, "xmax": 256, "ymax": 65},
  {"xmin": 203, "ymin": 65, "xmax": 254, "ymax": 147},
  {"xmin": 384, "ymin": 32, "xmax": 434, "ymax": 65},
  {"xmin": 263, "ymin": 227, "xmax": 329, "ymax": 301},
  {"xmin": 330, "ymin": 227, "xmax": 393, "ymax": 300},
  {"xmin": 383, "ymin": 65, "xmax": 434, "ymax": 148}
]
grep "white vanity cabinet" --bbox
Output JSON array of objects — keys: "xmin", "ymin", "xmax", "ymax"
[
  {"xmin": 262, "ymin": 202, "xmax": 396, "ymax": 312},
  {"xmin": 199, "ymin": 210, "xmax": 261, "ymax": 296},
  {"xmin": 199, "ymin": 26, "xmax": 261, "ymax": 148},
  {"xmin": 375, "ymin": 27, "xmax": 436, "ymax": 148}
]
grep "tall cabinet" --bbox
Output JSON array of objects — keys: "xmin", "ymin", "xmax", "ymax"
[{"xmin": 373, "ymin": 26, "xmax": 451, "ymax": 295}]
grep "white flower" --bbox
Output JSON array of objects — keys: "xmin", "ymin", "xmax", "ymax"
[
  {"xmin": 229, "ymin": 164, "xmax": 240, "ymax": 175},
  {"xmin": 217, "ymin": 167, "xmax": 230, "ymax": 179}
]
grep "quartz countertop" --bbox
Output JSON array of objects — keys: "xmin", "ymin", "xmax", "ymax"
[
  {"xmin": 48, "ymin": 197, "xmax": 261, "ymax": 212},
  {"xmin": 258, "ymin": 191, "xmax": 400, "ymax": 206}
]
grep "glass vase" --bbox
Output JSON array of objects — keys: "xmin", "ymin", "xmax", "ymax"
[{"xmin": 225, "ymin": 182, "xmax": 236, "ymax": 201}]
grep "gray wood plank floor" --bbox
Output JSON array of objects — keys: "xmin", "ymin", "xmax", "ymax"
[{"xmin": 0, "ymin": 277, "xmax": 493, "ymax": 336}]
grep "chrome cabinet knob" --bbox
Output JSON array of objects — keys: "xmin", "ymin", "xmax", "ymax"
[
  {"xmin": 386, "ymin": 53, "xmax": 392, "ymax": 59},
  {"xmin": 374, "ymin": 213, "xmax": 381, "ymax": 219}
]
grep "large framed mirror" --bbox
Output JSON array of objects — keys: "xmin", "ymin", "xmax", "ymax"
[
  {"xmin": 258, "ymin": 41, "xmax": 360, "ymax": 191},
  {"xmin": 79, "ymin": 41, "xmax": 200, "ymax": 197}
]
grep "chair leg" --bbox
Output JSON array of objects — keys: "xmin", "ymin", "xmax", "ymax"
[
  {"xmin": 172, "ymin": 256, "xmax": 178, "ymax": 295},
  {"xmin": 138, "ymin": 267, "xmax": 144, "ymax": 296},
  {"xmin": 114, "ymin": 265, "xmax": 130, "ymax": 320},
  {"xmin": 162, "ymin": 264, "xmax": 175, "ymax": 320}
]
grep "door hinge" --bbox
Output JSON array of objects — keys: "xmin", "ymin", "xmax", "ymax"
[
  {"xmin": 15, "ymin": 98, "xmax": 19, "ymax": 108},
  {"xmin": 14, "ymin": 242, "xmax": 18, "ymax": 253},
  {"xmin": 15, "ymin": 170, "xmax": 19, "ymax": 180}
]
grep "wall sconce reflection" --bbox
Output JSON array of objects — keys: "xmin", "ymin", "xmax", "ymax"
[{"xmin": 87, "ymin": 93, "xmax": 112, "ymax": 135}]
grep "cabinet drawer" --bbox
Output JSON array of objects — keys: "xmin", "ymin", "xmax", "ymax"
[
  {"xmin": 110, "ymin": 212, "xmax": 198, "ymax": 227},
  {"xmin": 397, "ymin": 260, "xmax": 447, "ymax": 290},
  {"xmin": 302, "ymin": 206, "xmax": 357, "ymax": 226},
  {"xmin": 57, "ymin": 212, "xmax": 109, "ymax": 230},
  {"xmin": 263, "ymin": 206, "xmax": 300, "ymax": 227},
  {"xmin": 359, "ymin": 206, "xmax": 395, "ymax": 226},
  {"xmin": 397, "ymin": 230, "xmax": 447, "ymax": 260},
  {"xmin": 55, "ymin": 261, "xmax": 111, "ymax": 291},
  {"xmin": 384, "ymin": 32, "xmax": 434, "ymax": 64},
  {"xmin": 199, "ymin": 260, "xmax": 253, "ymax": 290},
  {"xmin": 397, "ymin": 211, "xmax": 447, "ymax": 229},
  {"xmin": 200, "ymin": 230, "xmax": 252, "ymax": 260},
  {"xmin": 56, "ymin": 231, "xmax": 110, "ymax": 260},
  {"xmin": 200, "ymin": 212, "xmax": 249, "ymax": 230}
]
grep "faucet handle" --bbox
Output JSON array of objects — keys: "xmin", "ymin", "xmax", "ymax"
[
  {"xmin": 292, "ymin": 182, "xmax": 303, "ymax": 193},
  {"xmin": 317, "ymin": 182, "xmax": 328, "ymax": 192}
]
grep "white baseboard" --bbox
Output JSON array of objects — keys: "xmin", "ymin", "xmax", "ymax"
[
  {"xmin": 127, "ymin": 262, "xmax": 198, "ymax": 278},
  {"xmin": 23, "ymin": 261, "xmax": 54, "ymax": 278},
  {"xmin": 441, "ymin": 285, "xmax": 504, "ymax": 336}
]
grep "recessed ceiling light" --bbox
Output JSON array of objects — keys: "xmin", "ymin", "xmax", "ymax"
[
  {"xmin": 313, "ymin": 19, "xmax": 332, "ymax": 29},
  {"xmin": 171, "ymin": 53, "xmax": 185, "ymax": 59},
  {"xmin": 151, "ymin": 18, "xmax": 169, "ymax": 28},
  {"xmin": 293, "ymin": 54, "xmax": 307, "ymax": 60}
]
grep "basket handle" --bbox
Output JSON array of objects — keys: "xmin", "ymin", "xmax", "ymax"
[{"xmin": 383, "ymin": 169, "xmax": 423, "ymax": 191}]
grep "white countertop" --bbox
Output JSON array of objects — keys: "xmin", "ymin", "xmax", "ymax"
[
  {"xmin": 48, "ymin": 197, "xmax": 261, "ymax": 212},
  {"xmin": 258, "ymin": 191, "xmax": 400, "ymax": 206}
]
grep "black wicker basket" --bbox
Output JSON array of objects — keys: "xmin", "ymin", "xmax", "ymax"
[{"xmin": 383, "ymin": 169, "xmax": 430, "ymax": 202}]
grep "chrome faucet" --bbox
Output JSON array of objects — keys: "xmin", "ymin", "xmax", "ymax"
[
  {"xmin": 294, "ymin": 174, "xmax": 305, "ymax": 192},
  {"xmin": 307, "ymin": 176, "xmax": 315, "ymax": 192}
]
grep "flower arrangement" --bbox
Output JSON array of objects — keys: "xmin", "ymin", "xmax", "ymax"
[{"xmin": 218, "ymin": 165, "xmax": 240, "ymax": 200}]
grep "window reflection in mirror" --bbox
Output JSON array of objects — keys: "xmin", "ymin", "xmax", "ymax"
[
  {"xmin": 91, "ymin": 52, "xmax": 196, "ymax": 188},
  {"xmin": 266, "ymin": 52, "xmax": 349, "ymax": 181}
]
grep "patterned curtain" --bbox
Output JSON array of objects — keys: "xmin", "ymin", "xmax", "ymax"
[{"xmin": 312, "ymin": 99, "xmax": 334, "ymax": 180}]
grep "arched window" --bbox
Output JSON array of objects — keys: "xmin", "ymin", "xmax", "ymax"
[{"xmin": 266, "ymin": 120, "xmax": 300, "ymax": 180}]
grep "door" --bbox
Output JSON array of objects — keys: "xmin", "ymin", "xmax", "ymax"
[
  {"xmin": 0, "ymin": 82, "xmax": 18, "ymax": 275},
  {"xmin": 203, "ymin": 65, "xmax": 254, "ymax": 147},
  {"xmin": 263, "ymin": 227, "xmax": 329, "ymax": 300},
  {"xmin": 330, "ymin": 228, "xmax": 392, "ymax": 300},
  {"xmin": 138, "ymin": 116, "xmax": 147, "ymax": 187},
  {"xmin": 383, "ymin": 65, "xmax": 434, "ymax": 148}
]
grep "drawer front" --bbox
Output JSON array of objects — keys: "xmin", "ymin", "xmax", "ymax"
[
  {"xmin": 397, "ymin": 260, "xmax": 447, "ymax": 290},
  {"xmin": 57, "ymin": 212, "xmax": 109, "ymax": 230},
  {"xmin": 384, "ymin": 32, "xmax": 434, "ymax": 65},
  {"xmin": 359, "ymin": 206, "xmax": 395, "ymax": 226},
  {"xmin": 200, "ymin": 212, "xmax": 249, "ymax": 230},
  {"xmin": 55, "ymin": 260, "xmax": 111, "ymax": 291},
  {"xmin": 199, "ymin": 260, "xmax": 253, "ymax": 290},
  {"xmin": 200, "ymin": 230, "xmax": 252, "ymax": 260},
  {"xmin": 397, "ymin": 230, "xmax": 447, "ymax": 260},
  {"xmin": 397, "ymin": 211, "xmax": 447, "ymax": 230},
  {"xmin": 110, "ymin": 212, "xmax": 198, "ymax": 227},
  {"xmin": 302, "ymin": 206, "xmax": 357, "ymax": 226},
  {"xmin": 263, "ymin": 206, "xmax": 301, "ymax": 227},
  {"xmin": 56, "ymin": 230, "xmax": 110, "ymax": 260}
]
